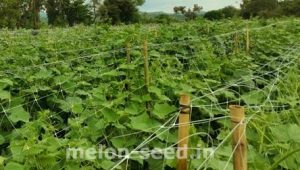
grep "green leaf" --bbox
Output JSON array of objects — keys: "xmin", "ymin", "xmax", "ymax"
[
  {"xmin": 153, "ymin": 103, "xmax": 176, "ymax": 119},
  {"xmin": 147, "ymin": 158, "xmax": 164, "ymax": 170},
  {"xmin": 179, "ymin": 84, "xmax": 196, "ymax": 93},
  {"xmin": 110, "ymin": 137, "xmax": 137, "ymax": 148},
  {"xmin": 0, "ymin": 90, "xmax": 11, "ymax": 100},
  {"xmin": 0, "ymin": 79, "xmax": 13, "ymax": 89},
  {"xmin": 0, "ymin": 156, "xmax": 6, "ymax": 166},
  {"xmin": 54, "ymin": 75, "xmax": 70, "ymax": 85},
  {"xmin": 9, "ymin": 142, "xmax": 24, "ymax": 162},
  {"xmin": 102, "ymin": 108, "xmax": 120, "ymax": 123},
  {"xmin": 142, "ymin": 94, "xmax": 151, "ymax": 102},
  {"xmin": 148, "ymin": 86, "xmax": 170, "ymax": 101},
  {"xmin": 270, "ymin": 125, "xmax": 289, "ymax": 142},
  {"xmin": 101, "ymin": 70, "xmax": 125, "ymax": 77},
  {"xmin": 215, "ymin": 90, "xmax": 236, "ymax": 99},
  {"xmin": 124, "ymin": 102, "xmax": 143, "ymax": 115},
  {"xmin": 242, "ymin": 90, "xmax": 266, "ymax": 105},
  {"xmin": 60, "ymin": 97, "xmax": 83, "ymax": 114},
  {"xmin": 8, "ymin": 107, "xmax": 30, "ymax": 123},
  {"xmin": 100, "ymin": 160, "xmax": 121, "ymax": 170},
  {"xmin": 34, "ymin": 69, "xmax": 52, "ymax": 79},
  {"xmin": 155, "ymin": 130, "xmax": 177, "ymax": 143},
  {"xmin": 207, "ymin": 159, "xmax": 233, "ymax": 170},
  {"xmin": 270, "ymin": 124, "xmax": 300, "ymax": 143},
  {"xmin": 4, "ymin": 162, "xmax": 24, "ymax": 170},
  {"xmin": 0, "ymin": 135, "xmax": 5, "ymax": 145},
  {"xmin": 287, "ymin": 124, "xmax": 300, "ymax": 143},
  {"xmin": 130, "ymin": 113, "xmax": 161, "ymax": 132},
  {"xmin": 150, "ymin": 50, "xmax": 160, "ymax": 57},
  {"xmin": 119, "ymin": 63, "xmax": 137, "ymax": 70}
]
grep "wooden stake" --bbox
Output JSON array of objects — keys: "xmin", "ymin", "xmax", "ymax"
[
  {"xmin": 229, "ymin": 105, "xmax": 247, "ymax": 170},
  {"xmin": 154, "ymin": 28, "xmax": 158, "ymax": 38},
  {"xmin": 142, "ymin": 40, "xmax": 151, "ymax": 113},
  {"xmin": 246, "ymin": 24, "xmax": 250, "ymax": 54},
  {"xmin": 142, "ymin": 40, "xmax": 150, "ymax": 87},
  {"xmin": 177, "ymin": 94, "xmax": 191, "ymax": 170},
  {"xmin": 126, "ymin": 43, "xmax": 131, "ymax": 64},
  {"xmin": 125, "ymin": 43, "xmax": 131, "ymax": 91},
  {"xmin": 234, "ymin": 33, "xmax": 239, "ymax": 54}
]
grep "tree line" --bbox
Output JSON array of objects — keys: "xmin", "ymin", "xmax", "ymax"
[
  {"xmin": 0, "ymin": 0, "xmax": 145, "ymax": 29},
  {"xmin": 204, "ymin": 0, "xmax": 300, "ymax": 20},
  {"xmin": 0, "ymin": 0, "xmax": 299, "ymax": 29}
]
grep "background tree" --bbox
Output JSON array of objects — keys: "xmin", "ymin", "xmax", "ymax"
[
  {"xmin": 203, "ymin": 10, "xmax": 223, "ymax": 20},
  {"xmin": 46, "ymin": 0, "xmax": 91, "ymax": 26},
  {"xmin": 279, "ymin": 0, "xmax": 300, "ymax": 16},
  {"xmin": 204, "ymin": 6, "xmax": 239, "ymax": 20},
  {"xmin": 221, "ymin": 6, "xmax": 240, "ymax": 18},
  {"xmin": 90, "ymin": 0, "xmax": 102, "ymax": 22},
  {"xmin": 132, "ymin": 0, "xmax": 145, "ymax": 6},
  {"xmin": 18, "ymin": 0, "xmax": 45, "ymax": 29},
  {"xmin": 155, "ymin": 14, "xmax": 174, "ymax": 24},
  {"xmin": 174, "ymin": 4, "xmax": 203, "ymax": 20},
  {"xmin": 240, "ymin": 0, "xmax": 280, "ymax": 19},
  {"xmin": 46, "ymin": 0, "xmax": 69, "ymax": 26},
  {"xmin": 98, "ymin": 0, "xmax": 143, "ymax": 24},
  {"xmin": 66, "ymin": 0, "xmax": 91, "ymax": 26},
  {"xmin": 0, "ymin": 0, "xmax": 21, "ymax": 29},
  {"xmin": 31, "ymin": 0, "xmax": 44, "ymax": 29}
]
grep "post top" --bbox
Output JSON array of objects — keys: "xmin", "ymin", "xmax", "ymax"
[
  {"xmin": 229, "ymin": 105, "xmax": 244, "ymax": 109},
  {"xmin": 229, "ymin": 105, "xmax": 245, "ymax": 121},
  {"xmin": 180, "ymin": 94, "xmax": 191, "ymax": 106}
]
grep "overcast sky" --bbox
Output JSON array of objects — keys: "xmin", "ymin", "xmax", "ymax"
[{"xmin": 140, "ymin": 0, "xmax": 242, "ymax": 13}]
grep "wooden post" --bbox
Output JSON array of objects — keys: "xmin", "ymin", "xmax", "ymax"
[
  {"xmin": 142, "ymin": 40, "xmax": 151, "ymax": 113},
  {"xmin": 177, "ymin": 94, "xmax": 191, "ymax": 170},
  {"xmin": 154, "ymin": 28, "xmax": 158, "ymax": 38},
  {"xmin": 207, "ymin": 25, "xmax": 210, "ymax": 34},
  {"xmin": 126, "ymin": 43, "xmax": 131, "ymax": 64},
  {"xmin": 125, "ymin": 43, "xmax": 131, "ymax": 91},
  {"xmin": 246, "ymin": 24, "xmax": 250, "ymax": 54},
  {"xmin": 142, "ymin": 40, "xmax": 150, "ymax": 87},
  {"xmin": 234, "ymin": 33, "xmax": 239, "ymax": 54},
  {"xmin": 229, "ymin": 105, "xmax": 247, "ymax": 170}
]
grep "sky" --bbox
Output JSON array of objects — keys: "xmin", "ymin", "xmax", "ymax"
[{"xmin": 140, "ymin": 0, "xmax": 242, "ymax": 13}]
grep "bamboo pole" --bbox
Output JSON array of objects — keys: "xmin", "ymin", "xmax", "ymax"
[
  {"xmin": 126, "ymin": 43, "xmax": 131, "ymax": 64},
  {"xmin": 177, "ymin": 94, "xmax": 191, "ymax": 170},
  {"xmin": 142, "ymin": 40, "xmax": 150, "ymax": 87},
  {"xmin": 229, "ymin": 105, "xmax": 247, "ymax": 170},
  {"xmin": 234, "ymin": 33, "xmax": 239, "ymax": 54},
  {"xmin": 125, "ymin": 43, "xmax": 131, "ymax": 91},
  {"xmin": 246, "ymin": 24, "xmax": 250, "ymax": 54},
  {"xmin": 142, "ymin": 40, "xmax": 151, "ymax": 113}
]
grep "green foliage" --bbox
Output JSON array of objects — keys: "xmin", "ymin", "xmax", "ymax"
[
  {"xmin": 0, "ymin": 18, "xmax": 299, "ymax": 169},
  {"xmin": 4, "ymin": 162, "xmax": 24, "ymax": 170},
  {"xmin": 155, "ymin": 14, "xmax": 174, "ymax": 24},
  {"xmin": 139, "ymin": 13, "xmax": 180, "ymax": 24}
]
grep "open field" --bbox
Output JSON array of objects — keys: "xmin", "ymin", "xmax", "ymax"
[{"xmin": 0, "ymin": 18, "xmax": 300, "ymax": 170}]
